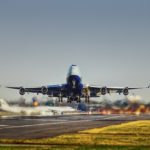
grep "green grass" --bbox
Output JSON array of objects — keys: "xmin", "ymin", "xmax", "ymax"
[
  {"xmin": 0, "ymin": 120, "xmax": 150, "ymax": 149},
  {"xmin": 0, "ymin": 145, "xmax": 150, "ymax": 150}
]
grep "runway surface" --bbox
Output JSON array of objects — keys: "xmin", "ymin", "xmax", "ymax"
[{"xmin": 0, "ymin": 114, "xmax": 150, "ymax": 139}]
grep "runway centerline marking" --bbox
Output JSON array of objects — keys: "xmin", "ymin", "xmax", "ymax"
[
  {"xmin": 104, "ymin": 115, "xmax": 126, "ymax": 120},
  {"xmin": 0, "ymin": 119, "xmax": 92, "ymax": 130},
  {"xmin": 0, "ymin": 125, "xmax": 9, "ymax": 127},
  {"xmin": 0, "ymin": 115, "xmax": 135, "ymax": 130}
]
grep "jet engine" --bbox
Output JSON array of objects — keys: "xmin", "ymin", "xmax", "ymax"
[
  {"xmin": 19, "ymin": 87, "xmax": 25, "ymax": 95},
  {"xmin": 101, "ymin": 87, "xmax": 107, "ymax": 95},
  {"xmin": 41, "ymin": 86, "xmax": 48, "ymax": 94},
  {"xmin": 123, "ymin": 87, "xmax": 129, "ymax": 95}
]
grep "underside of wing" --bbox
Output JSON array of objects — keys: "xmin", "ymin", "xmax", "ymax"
[
  {"xmin": 87, "ymin": 84, "xmax": 149, "ymax": 97},
  {"xmin": 7, "ymin": 84, "xmax": 67, "ymax": 96}
]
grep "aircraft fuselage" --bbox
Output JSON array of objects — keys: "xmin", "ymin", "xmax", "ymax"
[{"xmin": 66, "ymin": 65, "xmax": 83, "ymax": 101}]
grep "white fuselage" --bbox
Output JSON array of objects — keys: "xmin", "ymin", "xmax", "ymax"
[{"xmin": 0, "ymin": 99, "xmax": 76, "ymax": 116}]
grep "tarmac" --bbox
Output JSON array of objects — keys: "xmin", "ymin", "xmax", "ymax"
[{"xmin": 0, "ymin": 114, "xmax": 150, "ymax": 139}]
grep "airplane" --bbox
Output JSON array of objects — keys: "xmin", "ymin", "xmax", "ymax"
[
  {"xmin": 0, "ymin": 98, "xmax": 76, "ymax": 116},
  {"xmin": 6, "ymin": 65, "xmax": 150, "ymax": 103}
]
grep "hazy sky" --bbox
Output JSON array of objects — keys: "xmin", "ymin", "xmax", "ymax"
[{"xmin": 0, "ymin": 0, "xmax": 150, "ymax": 101}]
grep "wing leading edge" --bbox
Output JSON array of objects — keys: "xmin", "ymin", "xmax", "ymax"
[
  {"xmin": 7, "ymin": 84, "xmax": 67, "ymax": 97},
  {"xmin": 87, "ymin": 84, "xmax": 150, "ymax": 97},
  {"xmin": 6, "ymin": 83, "xmax": 150, "ymax": 98}
]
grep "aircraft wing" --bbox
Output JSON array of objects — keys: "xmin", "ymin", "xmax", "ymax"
[
  {"xmin": 7, "ymin": 84, "xmax": 67, "ymax": 96},
  {"xmin": 87, "ymin": 84, "xmax": 150, "ymax": 96}
]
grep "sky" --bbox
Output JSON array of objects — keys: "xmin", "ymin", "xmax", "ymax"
[{"xmin": 0, "ymin": 0, "xmax": 150, "ymax": 102}]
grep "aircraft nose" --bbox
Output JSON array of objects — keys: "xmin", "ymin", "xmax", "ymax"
[
  {"xmin": 70, "ymin": 65, "xmax": 76, "ymax": 70},
  {"xmin": 67, "ymin": 64, "xmax": 81, "ymax": 78}
]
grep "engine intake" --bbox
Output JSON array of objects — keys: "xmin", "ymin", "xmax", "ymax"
[
  {"xmin": 19, "ymin": 87, "xmax": 25, "ymax": 95},
  {"xmin": 101, "ymin": 87, "xmax": 107, "ymax": 95},
  {"xmin": 123, "ymin": 87, "xmax": 129, "ymax": 95},
  {"xmin": 41, "ymin": 86, "xmax": 48, "ymax": 94}
]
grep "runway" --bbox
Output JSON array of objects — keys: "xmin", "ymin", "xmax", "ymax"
[{"xmin": 0, "ymin": 114, "xmax": 150, "ymax": 139}]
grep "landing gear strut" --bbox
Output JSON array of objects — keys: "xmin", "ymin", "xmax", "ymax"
[
  {"xmin": 85, "ymin": 96, "xmax": 90, "ymax": 103},
  {"xmin": 76, "ymin": 97, "xmax": 81, "ymax": 103},
  {"xmin": 67, "ymin": 97, "xmax": 72, "ymax": 103},
  {"xmin": 58, "ymin": 96, "xmax": 63, "ymax": 103}
]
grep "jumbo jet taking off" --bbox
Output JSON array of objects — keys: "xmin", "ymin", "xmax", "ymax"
[{"xmin": 7, "ymin": 65, "xmax": 150, "ymax": 103}]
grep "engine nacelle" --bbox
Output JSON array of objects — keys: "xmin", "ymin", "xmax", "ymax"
[
  {"xmin": 41, "ymin": 86, "xmax": 48, "ymax": 95},
  {"xmin": 19, "ymin": 87, "xmax": 25, "ymax": 95},
  {"xmin": 123, "ymin": 87, "xmax": 129, "ymax": 95},
  {"xmin": 101, "ymin": 86, "xmax": 107, "ymax": 95}
]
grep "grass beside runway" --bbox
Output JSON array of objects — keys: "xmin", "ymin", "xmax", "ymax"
[
  {"xmin": 0, "ymin": 120, "xmax": 150, "ymax": 149},
  {"xmin": 0, "ymin": 145, "xmax": 150, "ymax": 150},
  {"xmin": 0, "ymin": 145, "xmax": 78, "ymax": 150}
]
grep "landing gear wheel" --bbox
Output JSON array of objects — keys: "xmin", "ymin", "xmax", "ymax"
[
  {"xmin": 77, "ymin": 99, "xmax": 81, "ymax": 103},
  {"xmin": 67, "ymin": 98, "xmax": 71, "ymax": 103},
  {"xmin": 79, "ymin": 96, "xmax": 81, "ymax": 103}
]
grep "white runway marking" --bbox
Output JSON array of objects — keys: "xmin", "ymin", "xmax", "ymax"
[
  {"xmin": 0, "ymin": 120, "xmax": 92, "ymax": 130},
  {"xmin": 0, "ymin": 115, "xmax": 128, "ymax": 130},
  {"xmin": 104, "ymin": 115, "xmax": 125, "ymax": 120},
  {"xmin": 24, "ymin": 119, "xmax": 67, "ymax": 122},
  {"xmin": 0, "ymin": 125, "xmax": 9, "ymax": 127}
]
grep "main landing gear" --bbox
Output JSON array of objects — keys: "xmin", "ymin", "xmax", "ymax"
[
  {"xmin": 67, "ymin": 96, "xmax": 81, "ymax": 103},
  {"xmin": 66, "ymin": 96, "xmax": 90, "ymax": 103},
  {"xmin": 58, "ymin": 96, "xmax": 63, "ymax": 103},
  {"xmin": 85, "ymin": 96, "xmax": 90, "ymax": 103}
]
